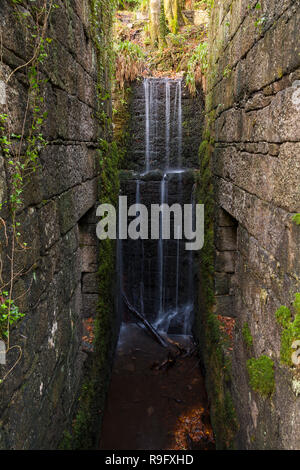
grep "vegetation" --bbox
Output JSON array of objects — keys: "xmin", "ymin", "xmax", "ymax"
[
  {"xmin": 242, "ymin": 322, "xmax": 253, "ymax": 349},
  {"xmin": 193, "ymin": 0, "xmax": 214, "ymax": 12},
  {"xmin": 275, "ymin": 294, "xmax": 300, "ymax": 366},
  {"xmin": 246, "ymin": 355, "xmax": 275, "ymax": 397},
  {"xmin": 114, "ymin": 0, "xmax": 208, "ymax": 94},
  {"xmin": 0, "ymin": 0, "xmax": 58, "ymax": 383},
  {"xmin": 62, "ymin": 0, "xmax": 128, "ymax": 449},
  {"xmin": 164, "ymin": 0, "xmax": 184, "ymax": 34},
  {"xmin": 292, "ymin": 213, "xmax": 300, "ymax": 225},
  {"xmin": 186, "ymin": 41, "xmax": 208, "ymax": 94},
  {"xmin": 148, "ymin": 0, "xmax": 165, "ymax": 47},
  {"xmin": 118, "ymin": 0, "xmax": 143, "ymax": 10},
  {"xmin": 0, "ymin": 293, "xmax": 25, "ymax": 340},
  {"xmin": 115, "ymin": 40, "xmax": 146, "ymax": 88},
  {"xmin": 1, "ymin": 0, "xmax": 298, "ymax": 453},
  {"xmin": 195, "ymin": 124, "xmax": 238, "ymax": 449}
]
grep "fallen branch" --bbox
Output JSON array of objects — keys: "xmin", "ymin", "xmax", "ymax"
[
  {"xmin": 151, "ymin": 353, "xmax": 177, "ymax": 371},
  {"xmin": 162, "ymin": 395, "xmax": 184, "ymax": 404},
  {"xmin": 164, "ymin": 336, "xmax": 187, "ymax": 354},
  {"xmin": 122, "ymin": 293, "xmax": 169, "ymax": 348}
]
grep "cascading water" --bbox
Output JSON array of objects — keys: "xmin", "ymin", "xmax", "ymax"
[
  {"xmin": 143, "ymin": 78, "xmax": 183, "ymax": 171},
  {"xmin": 158, "ymin": 174, "xmax": 167, "ymax": 316},
  {"xmin": 144, "ymin": 78, "xmax": 160, "ymax": 172},
  {"xmin": 149, "ymin": 78, "xmax": 193, "ymax": 334},
  {"xmin": 136, "ymin": 180, "xmax": 145, "ymax": 316},
  {"xmin": 102, "ymin": 77, "xmax": 213, "ymax": 452},
  {"xmin": 165, "ymin": 81, "xmax": 171, "ymax": 168},
  {"xmin": 121, "ymin": 77, "xmax": 195, "ymax": 335},
  {"xmin": 144, "ymin": 80, "xmax": 150, "ymax": 172}
]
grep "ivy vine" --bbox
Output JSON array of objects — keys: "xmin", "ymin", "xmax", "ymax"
[{"xmin": 0, "ymin": 0, "xmax": 58, "ymax": 383}]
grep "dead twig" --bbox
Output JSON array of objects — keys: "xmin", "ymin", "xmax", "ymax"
[{"xmin": 122, "ymin": 293, "xmax": 169, "ymax": 348}]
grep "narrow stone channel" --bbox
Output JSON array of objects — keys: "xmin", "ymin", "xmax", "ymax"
[
  {"xmin": 100, "ymin": 77, "xmax": 213, "ymax": 450},
  {"xmin": 100, "ymin": 325, "xmax": 214, "ymax": 450},
  {"xmin": 0, "ymin": 0, "xmax": 299, "ymax": 451}
]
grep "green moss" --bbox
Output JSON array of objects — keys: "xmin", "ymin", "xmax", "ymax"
[
  {"xmin": 194, "ymin": 32, "xmax": 238, "ymax": 442},
  {"xmin": 68, "ymin": 238, "xmax": 117, "ymax": 449},
  {"xmin": 223, "ymin": 357, "xmax": 232, "ymax": 383},
  {"xmin": 118, "ymin": 0, "xmax": 142, "ymax": 10},
  {"xmin": 275, "ymin": 294, "xmax": 300, "ymax": 366},
  {"xmin": 277, "ymin": 68, "xmax": 283, "ymax": 79},
  {"xmin": 195, "ymin": 124, "xmax": 238, "ymax": 448},
  {"xmin": 192, "ymin": 10, "xmax": 239, "ymax": 445},
  {"xmin": 223, "ymin": 391, "xmax": 238, "ymax": 431},
  {"xmin": 159, "ymin": 1, "xmax": 168, "ymax": 47},
  {"xmin": 242, "ymin": 322, "xmax": 253, "ymax": 349},
  {"xmin": 294, "ymin": 295, "xmax": 300, "ymax": 316},
  {"xmin": 292, "ymin": 213, "xmax": 300, "ymax": 225},
  {"xmin": 275, "ymin": 305, "xmax": 292, "ymax": 329},
  {"xmin": 207, "ymin": 311, "xmax": 221, "ymax": 344},
  {"xmin": 90, "ymin": 0, "xmax": 118, "ymax": 121},
  {"xmin": 246, "ymin": 355, "xmax": 275, "ymax": 397},
  {"xmin": 222, "ymin": 65, "xmax": 232, "ymax": 78},
  {"xmin": 60, "ymin": 0, "xmax": 124, "ymax": 450},
  {"xmin": 66, "ymin": 143, "xmax": 124, "ymax": 449},
  {"xmin": 213, "ymin": 389, "xmax": 237, "ymax": 449}
]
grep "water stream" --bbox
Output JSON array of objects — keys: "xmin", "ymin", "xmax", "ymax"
[
  {"xmin": 120, "ymin": 78, "xmax": 195, "ymax": 335},
  {"xmin": 101, "ymin": 78, "xmax": 214, "ymax": 451}
]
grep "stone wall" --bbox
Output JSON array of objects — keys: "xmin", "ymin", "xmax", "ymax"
[
  {"xmin": 0, "ymin": 0, "xmax": 110, "ymax": 449},
  {"xmin": 127, "ymin": 78, "xmax": 204, "ymax": 171},
  {"xmin": 206, "ymin": 0, "xmax": 300, "ymax": 449}
]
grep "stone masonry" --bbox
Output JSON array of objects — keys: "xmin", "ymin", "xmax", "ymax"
[
  {"xmin": 0, "ymin": 0, "xmax": 103, "ymax": 449},
  {"xmin": 208, "ymin": 0, "xmax": 300, "ymax": 450},
  {"xmin": 127, "ymin": 79, "xmax": 204, "ymax": 171}
]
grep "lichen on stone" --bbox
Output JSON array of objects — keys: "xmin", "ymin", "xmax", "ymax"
[{"xmin": 292, "ymin": 378, "xmax": 300, "ymax": 397}]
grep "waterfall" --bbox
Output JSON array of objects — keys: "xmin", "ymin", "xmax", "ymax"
[
  {"xmin": 121, "ymin": 77, "xmax": 195, "ymax": 336},
  {"xmin": 158, "ymin": 174, "xmax": 167, "ymax": 316},
  {"xmin": 143, "ymin": 78, "xmax": 183, "ymax": 171},
  {"xmin": 165, "ymin": 80, "xmax": 171, "ymax": 169},
  {"xmin": 147, "ymin": 78, "xmax": 193, "ymax": 334},
  {"xmin": 175, "ymin": 229, "xmax": 180, "ymax": 313},
  {"xmin": 177, "ymin": 81, "xmax": 182, "ymax": 167},
  {"xmin": 144, "ymin": 80, "xmax": 150, "ymax": 172},
  {"xmin": 136, "ymin": 180, "xmax": 145, "ymax": 315},
  {"xmin": 117, "ymin": 226, "xmax": 124, "ymax": 324},
  {"xmin": 144, "ymin": 79, "xmax": 161, "ymax": 172}
]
